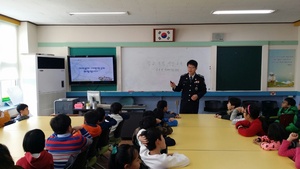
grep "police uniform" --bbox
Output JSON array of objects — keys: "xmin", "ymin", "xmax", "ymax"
[{"xmin": 173, "ymin": 73, "xmax": 207, "ymax": 114}]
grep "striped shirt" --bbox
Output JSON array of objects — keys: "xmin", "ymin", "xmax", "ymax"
[{"xmin": 45, "ymin": 128, "xmax": 92, "ymax": 169}]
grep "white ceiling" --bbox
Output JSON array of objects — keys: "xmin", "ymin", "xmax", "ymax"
[{"xmin": 0, "ymin": 0, "xmax": 300, "ymax": 25}]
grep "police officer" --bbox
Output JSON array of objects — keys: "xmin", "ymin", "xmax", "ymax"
[{"xmin": 170, "ymin": 60, "xmax": 207, "ymax": 114}]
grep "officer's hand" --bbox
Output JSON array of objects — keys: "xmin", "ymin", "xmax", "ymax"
[
  {"xmin": 170, "ymin": 81, "xmax": 176, "ymax": 88},
  {"xmin": 191, "ymin": 94, "xmax": 198, "ymax": 101}
]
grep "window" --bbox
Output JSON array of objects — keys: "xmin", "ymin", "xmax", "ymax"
[{"xmin": 0, "ymin": 21, "xmax": 18, "ymax": 102}]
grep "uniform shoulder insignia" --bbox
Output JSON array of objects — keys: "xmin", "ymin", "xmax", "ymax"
[
  {"xmin": 181, "ymin": 73, "xmax": 188, "ymax": 77},
  {"xmin": 197, "ymin": 74, "xmax": 204, "ymax": 78}
]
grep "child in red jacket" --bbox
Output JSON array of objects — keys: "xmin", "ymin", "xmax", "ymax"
[
  {"xmin": 17, "ymin": 129, "xmax": 53, "ymax": 169},
  {"xmin": 235, "ymin": 103, "xmax": 266, "ymax": 137}
]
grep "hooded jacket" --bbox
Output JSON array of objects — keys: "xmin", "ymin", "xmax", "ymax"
[
  {"xmin": 16, "ymin": 150, "xmax": 54, "ymax": 169},
  {"xmin": 277, "ymin": 106, "xmax": 298, "ymax": 116}
]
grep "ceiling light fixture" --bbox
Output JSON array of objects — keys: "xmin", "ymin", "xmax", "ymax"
[
  {"xmin": 212, "ymin": 10, "xmax": 275, "ymax": 15},
  {"xmin": 69, "ymin": 12, "xmax": 128, "ymax": 15}
]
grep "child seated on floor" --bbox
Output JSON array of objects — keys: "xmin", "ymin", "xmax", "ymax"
[
  {"xmin": 235, "ymin": 103, "xmax": 266, "ymax": 137},
  {"xmin": 215, "ymin": 97, "xmax": 243, "ymax": 124},
  {"xmin": 154, "ymin": 100, "xmax": 178, "ymax": 127},
  {"xmin": 138, "ymin": 128, "xmax": 190, "ymax": 169},
  {"xmin": 45, "ymin": 114, "xmax": 92, "ymax": 169},
  {"xmin": 16, "ymin": 129, "xmax": 54, "ymax": 169},
  {"xmin": 253, "ymin": 122, "xmax": 288, "ymax": 151},
  {"xmin": 0, "ymin": 110, "xmax": 11, "ymax": 127}
]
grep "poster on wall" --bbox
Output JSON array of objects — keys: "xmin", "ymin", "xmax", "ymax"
[{"xmin": 268, "ymin": 49, "xmax": 295, "ymax": 87}]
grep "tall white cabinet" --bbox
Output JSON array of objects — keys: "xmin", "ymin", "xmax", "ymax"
[{"xmin": 19, "ymin": 54, "xmax": 66, "ymax": 116}]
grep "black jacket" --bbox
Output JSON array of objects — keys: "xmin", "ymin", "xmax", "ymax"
[{"xmin": 173, "ymin": 73, "xmax": 207, "ymax": 103}]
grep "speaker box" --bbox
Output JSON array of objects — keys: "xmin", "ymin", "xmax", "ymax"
[{"xmin": 212, "ymin": 33, "xmax": 224, "ymax": 41}]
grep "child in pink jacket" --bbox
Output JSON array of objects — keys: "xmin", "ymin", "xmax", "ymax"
[
  {"xmin": 278, "ymin": 132, "xmax": 300, "ymax": 169},
  {"xmin": 253, "ymin": 123, "xmax": 288, "ymax": 150}
]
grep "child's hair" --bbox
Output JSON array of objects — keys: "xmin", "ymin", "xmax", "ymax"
[
  {"xmin": 156, "ymin": 100, "xmax": 167, "ymax": 111},
  {"xmin": 284, "ymin": 97, "xmax": 296, "ymax": 106},
  {"xmin": 228, "ymin": 97, "xmax": 241, "ymax": 108},
  {"xmin": 243, "ymin": 103, "xmax": 260, "ymax": 119},
  {"xmin": 110, "ymin": 102, "xmax": 122, "ymax": 114},
  {"xmin": 84, "ymin": 110, "xmax": 99, "ymax": 125},
  {"xmin": 187, "ymin": 59, "xmax": 198, "ymax": 68},
  {"xmin": 243, "ymin": 103, "xmax": 269, "ymax": 133},
  {"xmin": 142, "ymin": 110, "xmax": 155, "ymax": 117},
  {"xmin": 16, "ymin": 103, "xmax": 28, "ymax": 114},
  {"xmin": 108, "ymin": 144, "xmax": 139, "ymax": 169},
  {"xmin": 139, "ymin": 116, "xmax": 156, "ymax": 129},
  {"xmin": 267, "ymin": 123, "xmax": 288, "ymax": 142},
  {"xmin": 140, "ymin": 128, "xmax": 162, "ymax": 151},
  {"xmin": 23, "ymin": 129, "xmax": 45, "ymax": 154},
  {"xmin": 96, "ymin": 107, "xmax": 106, "ymax": 122},
  {"xmin": 50, "ymin": 114, "xmax": 71, "ymax": 134},
  {"xmin": 0, "ymin": 143, "xmax": 15, "ymax": 168}
]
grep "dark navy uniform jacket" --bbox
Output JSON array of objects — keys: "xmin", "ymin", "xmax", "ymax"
[{"xmin": 173, "ymin": 73, "xmax": 207, "ymax": 114}]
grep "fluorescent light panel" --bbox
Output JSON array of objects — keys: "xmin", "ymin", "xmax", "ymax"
[
  {"xmin": 69, "ymin": 12, "xmax": 128, "ymax": 15},
  {"xmin": 212, "ymin": 10, "xmax": 275, "ymax": 15}
]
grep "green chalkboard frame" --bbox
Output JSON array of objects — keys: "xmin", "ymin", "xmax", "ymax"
[{"xmin": 216, "ymin": 46, "xmax": 262, "ymax": 90}]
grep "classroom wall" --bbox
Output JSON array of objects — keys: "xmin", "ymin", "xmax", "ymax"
[
  {"xmin": 15, "ymin": 23, "xmax": 300, "ymax": 113},
  {"xmin": 18, "ymin": 22, "xmax": 38, "ymax": 54},
  {"xmin": 37, "ymin": 24, "xmax": 297, "ymax": 42},
  {"xmin": 17, "ymin": 23, "xmax": 300, "ymax": 92},
  {"xmin": 34, "ymin": 24, "xmax": 300, "ymax": 90}
]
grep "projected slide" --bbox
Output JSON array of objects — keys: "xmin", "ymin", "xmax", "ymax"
[{"xmin": 69, "ymin": 57, "xmax": 114, "ymax": 82}]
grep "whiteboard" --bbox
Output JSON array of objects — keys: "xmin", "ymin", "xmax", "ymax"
[{"xmin": 121, "ymin": 47, "xmax": 211, "ymax": 91}]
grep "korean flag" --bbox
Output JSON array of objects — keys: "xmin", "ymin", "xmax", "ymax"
[{"xmin": 154, "ymin": 29, "xmax": 174, "ymax": 42}]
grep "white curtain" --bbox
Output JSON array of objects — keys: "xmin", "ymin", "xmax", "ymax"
[
  {"xmin": 0, "ymin": 21, "xmax": 18, "ymax": 80},
  {"xmin": 0, "ymin": 21, "xmax": 18, "ymax": 99}
]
